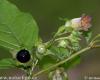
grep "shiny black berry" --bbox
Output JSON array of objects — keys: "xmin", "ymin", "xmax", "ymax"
[{"xmin": 16, "ymin": 49, "xmax": 30, "ymax": 63}]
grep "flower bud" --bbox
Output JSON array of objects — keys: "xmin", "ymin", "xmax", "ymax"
[
  {"xmin": 51, "ymin": 68, "xmax": 68, "ymax": 80},
  {"xmin": 58, "ymin": 40, "xmax": 68, "ymax": 48},
  {"xmin": 53, "ymin": 69, "xmax": 63, "ymax": 80},
  {"xmin": 37, "ymin": 44, "xmax": 46, "ymax": 54},
  {"xmin": 71, "ymin": 18, "xmax": 81, "ymax": 30},
  {"xmin": 65, "ymin": 15, "xmax": 92, "ymax": 31}
]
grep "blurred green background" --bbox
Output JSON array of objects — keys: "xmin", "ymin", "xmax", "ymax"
[{"xmin": 0, "ymin": 0, "xmax": 100, "ymax": 80}]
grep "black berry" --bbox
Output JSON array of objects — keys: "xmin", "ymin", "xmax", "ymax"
[{"xmin": 16, "ymin": 49, "xmax": 30, "ymax": 63}]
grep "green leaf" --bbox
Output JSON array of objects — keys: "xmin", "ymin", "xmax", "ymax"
[
  {"xmin": 58, "ymin": 40, "xmax": 69, "ymax": 48},
  {"xmin": 0, "ymin": 58, "xmax": 16, "ymax": 69},
  {"xmin": 49, "ymin": 46, "xmax": 70, "ymax": 60},
  {"xmin": 69, "ymin": 31, "xmax": 81, "ymax": 43},
  {"xmin": 0, "ymin": 0, "xmax": 38, "ymax": 50},
  {"xmin": 54, "ymin": 26, "xmax": 66, "ymax": 37},
  {"xmin": 71, "ymin": 42, "xmax": 80, "ymax": 51},
  {"xmin": 61, "ymin": 56, "xmax": 80, "ymax": 69},
  {"xmin": 65, "ymin": 26, "xmax": 73, "ymax": 33},
  {"xmin": 82, "ymin": 30, "xmax": 92, "ymax": 43},
  {"xmin": 71, "ymin": 30, "xmax": 81, "ymax": 37},
  {"xmin": 38, "ymin": 55, "xmax": 57, "ymax": 70},
  {"xmin": 54, "ymin": 25, "xmax": 73, "ymax": 37}
]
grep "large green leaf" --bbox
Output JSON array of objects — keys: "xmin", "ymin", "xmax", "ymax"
[
  {"xmin": 0, "ymin": 0, "xmax": 38, "ymax": 50},
  {"xmin": 0, "ymin": 58, "xmax": 16, "ymax": 69}
]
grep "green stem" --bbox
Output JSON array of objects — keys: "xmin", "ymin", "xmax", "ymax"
[
  {"xmin": 55, "ymin": 32, "xmax": 68, "ymax": 37},
  {"xmin": 28, "ymin": 62, "xmax": 35, "ymax": 80},
  {"xmin": 33, "ymin": 46, "xmax": 91, "ymax": 77},
  {"xmin": 28, "ymin": 60, "xmax": 38, "ymax": 80},
  {"xmin": 92, "ymin": 45, "xmax": 100, "ymax": 48},
  {"xmin": 91, "ymin": 34, "xmax": 100, "ymax": 43},
  {"xmin": 89, "ymin": 40, "xmax": 100, "ymax": 47},
  {"xmin": 54, "ymin": 37, "xmax": 69, "ymax": 42},
  {"xmin": 45, "ymin": 36, "xmax": 69, "ymax": 48}
]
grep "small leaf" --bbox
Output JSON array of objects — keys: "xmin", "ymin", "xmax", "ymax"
[
  {"xmin": 58, "ymin": 40, "xmax": 69, "ymax": 48},
  {"xmin": 54, "ymin": 26, "xmax": 66, "ymax": 37},
  {"xmin": 82, "ymin": 30, "xmax": 92, "ymax": 43},
  {"xmin": 49, "ymin": 46, "xmax": 70, "ymax": 60},
  {"xmin": 0, "ymin": 0, "xmax": 38, "ymax": 50},
  {"xmin": 65, "ymin": 26, "xmax": 73, "ymax": 33},
  {"xmin": 55, "ymin": 26, "xmax": 73, "ymax": 37},
  {"xmin": 38, "ymin": 55, "xmax": 57, "ymax": 70},
  {"xmin": 61, "ymin": 56, "xmax": 80, "ymax": 69},
  {"xmin": 69, "ymin": 31, "xmax": 81, "ymax": 43},
  {"xmin": 72, "ymin": 30, "xmax": 81, "ymax": 37},
  {"xmin": 0, "ymin": 58, "xmax": 16, "ymax": 69},
  {"xmin": 71, "ymin": 42, "xmax": 80, "ymax": 51}
]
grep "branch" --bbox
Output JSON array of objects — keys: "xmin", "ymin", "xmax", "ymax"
[
  {"xmin": 90, "ymin": 34, "xmax": 100, "ymax": 43},
  {"xmin": 92, "ymin": 45, "xmax": 100, "ymax": 48},
  {"xmin": 33, "ymin": 46, "xmax": 92, "ymax": 77},
  {"xmin": 54, "ymin": 37, "xmax": 69, "ymax": 41}
]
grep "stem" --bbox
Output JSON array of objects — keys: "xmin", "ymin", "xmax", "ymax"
[
  {"xmin": 28, "ymin": 60, "xmax": 38, "ymax": 80},
  {"xmin": 33, "ymin": 46, "xmax": 91, "ymax": 77},
  {"xmin": 55, "ymin": 32, "xmax": 68, "ymax": 37},
  {"xmin": 32, "ymin": 34, "xmax": 100, "ymax": 78},
  {"xmin": 92, "ymin": 45, "xmax": 100, "ymax": 48},
  {"xmin": 54, "ymin": 37, "xmax": 69, "ymax": 42},
  {"xmin": 45, "ymin": 35, "xmax": 69, "ymax": 48},
  {"xmin": 89, "ymin": 40, "xmax": 100, "ymax": 48},
  {"xmin": 28, "ymin": 62, "xmax": 35, "ymax": 80},
  {"xmin": 92, "ymin": 40, "xmax": 100, "ymax": 44},
  {"xmin": 91, "ymin": 34, "xmax": 100, "ymax": 43}
]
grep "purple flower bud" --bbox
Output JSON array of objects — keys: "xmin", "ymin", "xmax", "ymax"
[
  {"xmin": 71, "ymin": 18, "xmax": 81, "ymax": 30},
  {"xmin": 65, "ymin": 15, "xmax": 92, "ymax": 31}
]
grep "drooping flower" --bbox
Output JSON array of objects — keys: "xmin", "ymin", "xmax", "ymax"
[
  {"xmin": 65, "ymin": 15, "xmax": 92, "ymax": 31},
  {"xmin": 81, "ymin": 15, "xmax": 92, "ymax": 31}
]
